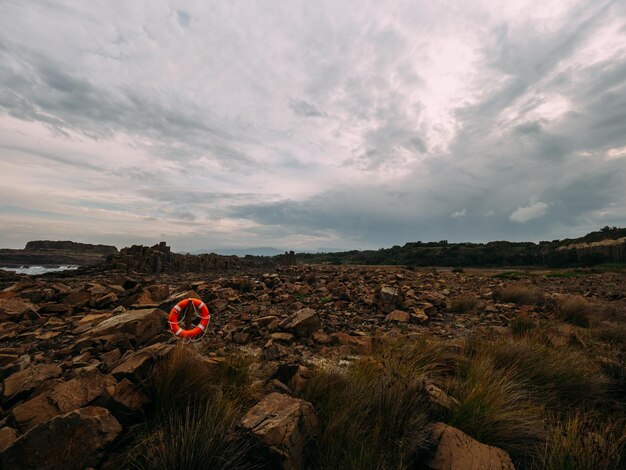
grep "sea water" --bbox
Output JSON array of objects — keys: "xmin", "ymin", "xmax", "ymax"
[{"xmin": 0, "ymin": 265, "xmax": 79, "ymax": 275}]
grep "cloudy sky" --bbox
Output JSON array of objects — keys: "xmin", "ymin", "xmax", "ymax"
[{"xmin": 1, "ymin": 0, "xmax": 625, "ymax": 252}]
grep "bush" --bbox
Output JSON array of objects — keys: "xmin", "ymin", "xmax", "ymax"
[{"xmin": 494, "ymin": 285, "xmax": 544, "ymax": 306}]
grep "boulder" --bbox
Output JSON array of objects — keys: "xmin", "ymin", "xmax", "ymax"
[
  {"xmin": 3, "ymin": 363, "xmax": 62, "ymax": 402},
  {"xmin": 384, "ymin": 309, "xmax": 410, "ymax": 323},
  {"xmin": 111, "ymin": 343, "xmax": 173, "ymax": 383},
  {"xmin": 86, "ymin": 308, "xmax": 165, "ymax": 345},
  {"xmin": 427, "ymin": 422, "xmax": 515, "ymax": 470},
  {"xmin": 279, "ymin": 308, "xmax": 321, "ymax": 338},
  {"xmin": 376, "ymin": 285, "xmax": 403, "ymax": 313},
  {"xmin": 108, "ymin": 378, "xmax": 150, "ymax": 421},
  {"xmin": 0, "ymin": 406, "xmax": 122, "ymax": 470},
  {"xmin": 11, "ymin": 368, "xmax": 116, "ymax": 432},
  {"xmin": 241, "ymin": 393, "xmax": 318, "ymax": 470},
  {"xmin": 0, "ymin": 298, "xmax": 37, "ymax": 321}
]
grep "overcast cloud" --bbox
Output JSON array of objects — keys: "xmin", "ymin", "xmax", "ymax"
[{"xmin": 1, "ymin": 0, "xmax": 625, "ymax": 252}]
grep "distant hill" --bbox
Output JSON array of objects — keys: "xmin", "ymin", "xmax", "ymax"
[
  {"xmin": 295, "ymin": 226, "xmax": 626, "ymax": 267},
  {"xmin": 0, "ymin": 240, "xmax": 118, "ymax": 267}
]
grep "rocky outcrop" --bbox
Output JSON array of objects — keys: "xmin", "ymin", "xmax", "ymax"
[
  {"xmin": 104, "ymin": 242, "xmax": 253, "ymax": 273},
  {"xmin": 24, "ymin": 241, "xmax": 118, "ymax": 254},
  {"xmin": 0, "ymin": 241, "xmax": 117, "ymax": 268},
  {"xmin": 427, "ymin": 422, "xmax": 515, "ymax": 470},
  {"xmin": 241, "ymin": 392, "xmax": 318, "ymax": 469}
]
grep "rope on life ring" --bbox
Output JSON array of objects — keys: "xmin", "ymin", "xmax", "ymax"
[{"xmin": 168, "ymin": 298, "xmax": 210, "ymax": 339}]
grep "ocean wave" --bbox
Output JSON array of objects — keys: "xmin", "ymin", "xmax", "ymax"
[{"xmin": 1, "ymin": 265, "xmax": 79, "ymax": 275}]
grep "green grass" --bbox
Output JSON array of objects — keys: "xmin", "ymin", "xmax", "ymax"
[
  {"xmin": 492, "ymin": 271, "xmax": 533, "ymax": 280},
  {"xmin": 545, "ymin": 270, "xmax": 589, "ymax": 279}
]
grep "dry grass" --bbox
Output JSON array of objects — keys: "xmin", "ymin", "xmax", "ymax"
[
  {"xmin": 493, "ymin": 284, "xmax": 545, "ymax": 306},
  {"xmin": 129, "ymin": 399, "xmax": 255, "ymax": 470},
  {"xmin": 556, "ymin": 296, "xmax": 592, "ymax": 327},
  {"xmin": 539, "ymin": 412, "xmax": 626, "ymax": 470},
  {"xmin": 467, "ymin": 337, "xmax": 607, "ymax": 408},
  {"xmin": 301, "ymin": 341, "xmax": 452, "ymax": 469},
  {"xmin": 444, "ymin": 356, "xmax": 545, "ymax": 465},
  {"xmin": 127, "ymin": 344, "xmax": 257, "ymax": 469},
  {"xmin": 449, "ymin": 295, "xmax": 483, "ymax": 313},
  {"xmin": 510, "ymin": 314, "xmax": 537, "ymax": 337}
]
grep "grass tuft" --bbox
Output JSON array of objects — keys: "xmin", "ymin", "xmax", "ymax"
[
  {"xmin": 539, "ymin": 412, "xmax": 626, "ymax": 470},
  {"xmin": 302, "ymin": 340, "xmax": 451, "ymax": 469},
  {"xmin": 444, "ymin": 356, "xmax": 545, "ymax": 465},
  {"xmin": 494, "ymin": 284, "xmax": 545, "ymax": 306},
  {"xmin": 555, "ymin": 296, "xmax": 592, "ymax": 327},
  {"xmin": 449, "ymin": 295, "xmax": 482, "ymax": 313}
]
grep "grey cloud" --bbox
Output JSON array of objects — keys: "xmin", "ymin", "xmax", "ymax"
[{"xmin": 289, "ymin": 99, "xmax": 327, "ymax": 117}]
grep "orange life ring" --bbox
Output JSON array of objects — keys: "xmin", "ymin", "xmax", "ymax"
[{"xmin": 168, "ymin": 298, "xmax": 210, "ymax": 338}]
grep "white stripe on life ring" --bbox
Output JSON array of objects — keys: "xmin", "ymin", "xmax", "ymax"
[
  {"xmin": 174, "ymin": 304, "xmax": 182, "ymax": 312},
  {"xmin": 198, "ymin": 323, "xmax": 206, "ymax": 331},
  {"xmin": 198, "ymin": 302, "xmax": 206, "ymax": 311},
  {"xmin": 175, "ymin": 327, "xmax": 183, "ymax": 336}
]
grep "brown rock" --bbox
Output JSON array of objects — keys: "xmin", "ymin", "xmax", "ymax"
[
  {"xmin": 108, "ymin": 378, "xmax": 150, "ymax": 420},
  {"xmin": 0, "ymin": 298, "xmax": 37, "ymax": 321},
  {"xmin": 384, "ymin": 309, "xmax": 410, "ymax": 323},
  {"xmin": 279, "ymin": 308, "xmax": 321, "ymax": 338},
  {"xmin": 111, "ymin": 343, "xmax": 173, "ymax": 383},
  {"xmin": 427, "ymin": 422, "xmax": 515, "ymax": 470},
  {"xmin": 3, "ymin": 363, "xmax": 62, "ymax": 402},
  {"xmin": 0, "ymin": 427, "xmax": 17, "ymax": 452},
  {"xmin": 0, "ymin": 406, "xmax": 122, "ymax": 470},
  {"xmin": 241, "ymin": 393, "xmax": 318, "ymax": 470},
  {"xmin": 376, "ymin": 285, "xmax": 403, "ymax": 313},
  {"xmin": 11, "ymin": 368, "xmax": 116, "ymax": 432},
  {"xmin": 87, "ymin": 308, "xmax": 165, "ymax": 345}
]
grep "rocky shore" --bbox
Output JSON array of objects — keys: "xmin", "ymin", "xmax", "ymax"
[{"xmin": 0, "ymin": 260, "xmax": 624, "ymax": 468}]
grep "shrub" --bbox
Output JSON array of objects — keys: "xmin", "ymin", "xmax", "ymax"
[
  {"xmin": 594, "ymin": 323, "xmax": 626, "ymax": 348},
  {"xmin": 493, "ymin": 285, "xmax": 544, "ymax": 306}
]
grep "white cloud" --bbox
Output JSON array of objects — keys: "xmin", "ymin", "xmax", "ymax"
[
  {"xmin": 510, "ymin": 201, "xmax": 549, "ymax": 223},
  {"xmin": 451, "ymin": 209, "xmax": 467, "ymax": 218}
]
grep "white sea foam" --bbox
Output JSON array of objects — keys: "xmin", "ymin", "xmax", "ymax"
[{"xmin": 1, "ymin": 265, "xmax": 79, "ymax": 275}]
